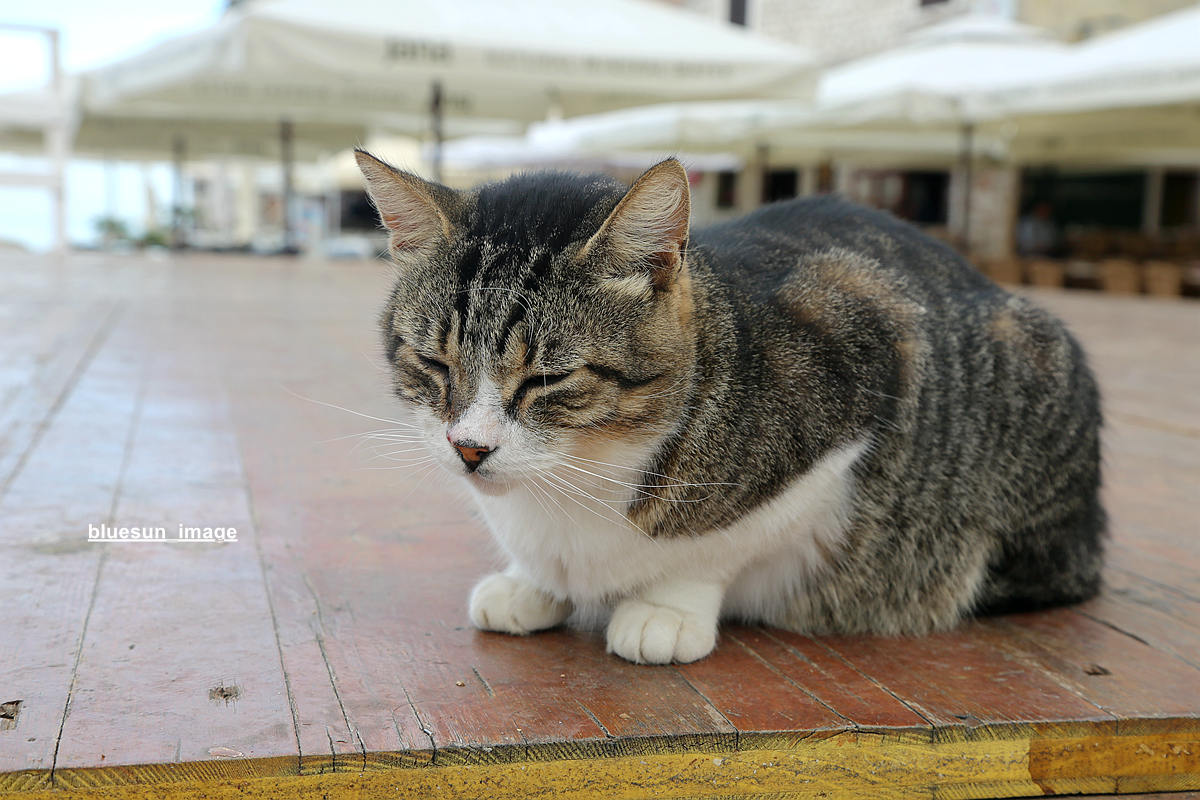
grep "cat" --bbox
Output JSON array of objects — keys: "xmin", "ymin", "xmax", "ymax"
[{"xmin": 356, "ymin": 150, "xmax": 1105, "ymax": 665}]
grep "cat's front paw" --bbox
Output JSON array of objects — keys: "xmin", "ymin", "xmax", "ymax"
[
  {"xmin": 606, "ymin": 600, "xmax": 718, "ymax": 664},
  {"xmin": 469, "ymin": 573, "xmax": 572, "ymax": 635}
]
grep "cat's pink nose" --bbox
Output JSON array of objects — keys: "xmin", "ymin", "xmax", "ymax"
[{"xmin": 448, "ymin": 435, "xmax": 493, "ymax": 468}]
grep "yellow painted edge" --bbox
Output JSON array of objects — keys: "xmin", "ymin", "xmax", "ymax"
[
  {"xmin": 1, "ymin": 731, "xmax": 1198, "ymax": 800},
  {"xmin": 4, "ymin": 734, "xmax": 1195, "ymax": 800}
]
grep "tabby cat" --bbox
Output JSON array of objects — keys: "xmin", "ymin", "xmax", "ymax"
[{"xmin": 356, "ymin": 150, "xmax": 1105, "ymax": 665}]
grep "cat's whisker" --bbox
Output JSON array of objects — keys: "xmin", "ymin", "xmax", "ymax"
[
  {"xmin": 556, "ymin": 462, "xmax": 724, "ymax": 504},
  {"xmin": 862, "ymin": 386, "xmax": 902, "ymax": 402},
  {"xmin": 636, "ymin": 372, "xmax": 692, "ymax": 401},
  {"xmin": 555, "ymin": 460, "xmax": 661, "ymax": 501},
  {"xmin": 283, "ymin": 387, "xmax": 422, "ymax": 430},
  {"xmin": 525, "ymin": 469, "xmax": 577, "ymax": 531},
  {"xmin": 559, "ymin": 453, "xmax": 743, "ymax": 491},
  {"xmin": 356, "ymin": 430, "xmax": 425, "ymax": 443},
  {"xmin": 343, "ymin": 431, "xmax": 426, "ymax": 462},
  {"xmin": 393, "ymin": 459, "xmax": 450, "ymax": 506},
  {"xmin": 539, "ymin": 471, "xmax": 658, "ymax": 542},
  {"xmin": 358, "ymin": 345, "xmax": 390, "ymax": 374},
  {"xmin": 367, "ymin": 445, "xmax": 433, "ymax": 461},
  {"xmin": 357, "ymin": 442, "xmax": 437, "ymax": 463},
  {"xmin": 354, "ymin": 453, "xmax": 439, "ymax": 472},
  {"xmin": 323, "ymin": 426, "xmax": 423, "ymax": 444}
]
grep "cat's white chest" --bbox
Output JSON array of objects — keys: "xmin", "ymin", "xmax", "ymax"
[{"xmin": 470, "ymin": 440, "xmax": 866, "ymax": 623}]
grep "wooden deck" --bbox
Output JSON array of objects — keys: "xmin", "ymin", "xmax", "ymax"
[{"xmin": 1, "ymin": 250, "xmax": 1198, "ymax": 800}]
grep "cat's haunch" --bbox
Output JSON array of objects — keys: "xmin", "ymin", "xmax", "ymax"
[{"xmin": 357, "ymin": 150, "xmax": 1105, "ymax": 665}]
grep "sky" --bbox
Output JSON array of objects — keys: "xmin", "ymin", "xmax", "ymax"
[{"xmin": 0, "ymin": 0, "xmax": 226, "ymax": 250}]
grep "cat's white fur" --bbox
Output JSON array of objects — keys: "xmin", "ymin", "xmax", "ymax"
[{"xmin": 418, "ymin": 377, "xmax": 866, "ymax": 664}]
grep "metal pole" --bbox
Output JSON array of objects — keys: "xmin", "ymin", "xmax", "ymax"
[
  {"xmin": 431, "ymin": 80, "xmax": 444, "ymax": 183},
  {"xmin": 960, "ymin": 122, "xmax": 974, "ymax": 255},
  {"xmin": 47, "ymin": 28, "xmax": 68, "ymax": 254},
  {"xmin": 172, "ymin": 134, "xmax": 186, "ymax": 250},
  {"xmin": 280, "ymin": 118, "xmax": 296, "ymax": 254}
]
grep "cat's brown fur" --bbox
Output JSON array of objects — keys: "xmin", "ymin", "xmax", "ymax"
[{"xmin": 358, "ymin": 151, "xmax": 1105, "ymax": 663}]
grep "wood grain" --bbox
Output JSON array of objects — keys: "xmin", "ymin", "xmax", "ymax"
[
  {"xmin": 50, "ymin": 306, "xmax": 297, "ymax": 782},
  {"xmin": 0, "ymin": 305, "xmax": 150, "ymax": 782}
]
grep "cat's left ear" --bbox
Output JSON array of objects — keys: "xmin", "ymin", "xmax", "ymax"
[
  {"xmin": 582, "ymin": 159, "xmax": 691, "ymax": 293},
  {"xmin": 355, "ymin": 149, "xmax": 456, "ymax": 265}
]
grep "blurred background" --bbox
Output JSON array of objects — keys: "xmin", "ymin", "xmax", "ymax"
[{"xmin": 1, "ymin": 0, "xmax": 1198, "ymax": 294}]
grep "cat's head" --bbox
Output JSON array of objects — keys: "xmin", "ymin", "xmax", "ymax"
[{"xmin": 357, "ymin": 151, "xmax": 695, "ymax": 495}]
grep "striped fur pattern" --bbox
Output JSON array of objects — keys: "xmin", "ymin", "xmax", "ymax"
[{"xmin": 357, "ymin": 151, "xmax": 1105, "ymax": 664}]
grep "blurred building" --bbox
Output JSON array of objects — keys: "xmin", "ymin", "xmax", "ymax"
[{"xmin": 668, "ymin": 0, "xmax": 1197, "ymax": 61}]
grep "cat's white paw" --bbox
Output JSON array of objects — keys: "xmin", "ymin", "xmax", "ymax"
[
  {"xmin": 606, "ymin": 600, "xmax": 718, "ymax": 664},
  {"xmin": 469, "ymin": 573, "xmax": 572, "ymax": 635}
]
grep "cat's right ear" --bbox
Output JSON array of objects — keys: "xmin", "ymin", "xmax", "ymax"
[
  {"xmin": 580, "ymin": 158, "xmax": 691, "ymax": 296},
  {"xmin": 355, "ymin": 150, "xmax": 454, "ymax": 263}
]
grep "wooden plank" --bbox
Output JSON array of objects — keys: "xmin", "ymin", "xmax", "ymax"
[
  {"xmin": 1081, "ymin": 569, "xmax": 1200, "ymax": 671},
  {"xmin": 1104, "ymin": 425, "xmax": 1200, "ymax": 563},
  {"xmin": 674, "ymin": 626, "xmax": 851, "ymax": 741},
  {"xmin": 808, "ymin": 621, "xmax": 1113, "ymax": 738},
  {"xmin": 0, "ymin": 308, "xmax": 149, "ymax": 786},
  {"xmin": 3, "ymin": 257, "xmax": 1199, "ymax": 798},
  {"xmin": 0, "ymin": 295, "xmax": 122, "ymax": 491},
  {"xmin": 986, "ymin": 610, "xmax": 1200, "ymax": 730},
  {"xmin": 725, "ymin": 628, "xmax": 930, "ymax": 732},
  {"xmin": 50, "ymin": 309, "xmax": 297, "ymax": 784},
  {"xmin": 213, "ymin": 263, "xmax": 430, "ymax": 773},
  {"xmin": 1108, "ymin": 540, "xmax": 1200, "ymax": 604}
]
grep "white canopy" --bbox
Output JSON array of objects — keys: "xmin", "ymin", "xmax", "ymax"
[
  {"xmin": 440, "ymin": 14, "xmax": 1071, "ymax": 168},
  {"xmin": 815, "ymin": 14, "xmax": 1072, "ymax": 124},
  {"xmin": 438, "ymin": 133, "xmax": 743, "ymax": 173},
  {"xmin": 982, "ymin": 3, "xmax": 1200, "ymax": 116},
  {"xmin": 81, "ymin": 0, "xmax": 815, "ymax": 132},
  {"xmin": 973, "ymin": 4, "xmax": 1200, "ymax": 165}
]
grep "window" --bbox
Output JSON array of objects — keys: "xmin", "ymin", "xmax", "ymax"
[
  {"xmin": 762, "ymin": 169, "xmax": 798, "ymax": 204},
  {"xmin": 716, "ymin": 171, "xmax": 738, "ymax": 209},
  {"xmin": 903, "ymin": 171, "xmax": 949, "ymax": 224},
  {"xmin": 1162, "ymin": 171, "xmax": 1198, "ymax": 228},
  {"xmin": 729, "ymin": 0, "xmax": 747, "ymax": 26}
]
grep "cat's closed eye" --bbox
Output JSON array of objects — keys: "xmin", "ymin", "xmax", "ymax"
[
  {"xmin": 517, "ymin": 372, "xmax": 573, "ymax": 397},
  {"xmin": 418, "ymin": 354, "xmax": 450, "ymax": 376}
]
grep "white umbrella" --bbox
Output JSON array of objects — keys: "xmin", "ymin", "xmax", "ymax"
[
  {"xmin": 977, "ymin": 4, "xmax": 1200, "ymax": 165},
  {"xmin": 79, "ymin": 0, "xmax": 812, "ymax": 249},
  {"xmin": 981, "ymin": 3, "xmax": 1200, "ymax": 116},
  {"xmin": 454, "ymin": 15, "xmax": 1071, "ymax": 165},
  {"xmin": 808, "ymin": 14, "xmax": 1072, "ymax": 249},
  {"xmin": 815, "ymin": 14, "xmax": 1071, "ymax": 123},
  {"xmin": 512, "ymin": 98, "xmax": 1001, "ymax": 160},
  {"xmin": 438, "ymin": 131, "xmax": 743, "ymax": 173},
  {"xmin": 82, "ymin": 0, "xmax": 815, "ymax": 128}
]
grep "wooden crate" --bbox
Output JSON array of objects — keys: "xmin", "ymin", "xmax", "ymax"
[
  {"xmin": 1026, "ymin": 258, "xmax": 1065, "ymax": 288},
  {"xmin": 1144, "ymin": 261, "xmax": 1185, "ymax": 297},
  {"xmin": 983, "ymin": 258, "xmax": 1024, "ymax": 285},
  {"xmin": 1098, "ymin": 258, "xmax": 1142, "ymax": 294}
]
